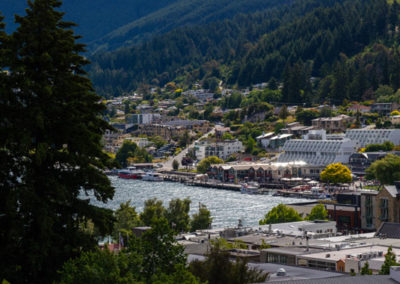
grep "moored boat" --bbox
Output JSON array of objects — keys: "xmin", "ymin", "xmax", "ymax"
[
  {"xmin": 118, "ymin": 167, "xmax": 144, "ymax": 179},
  {"xmin": 142, "ymin": 172, "xmax": 164, "ymax": 182},
  {"xmin": 241, "ymin": 182, "xmax": 260, "ymax": 194}
]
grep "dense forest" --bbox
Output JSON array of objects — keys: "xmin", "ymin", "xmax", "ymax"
[
  {"xmin": 0, "ymin": 0, "xmax": 179, "ymax": 42},
  {"xmin": 91, "ymin": 0, "xmax": 295, "ymax": 52},
  {"xmin": 89, "ymin": 0, "xmax": 400, "ymax": 103}
]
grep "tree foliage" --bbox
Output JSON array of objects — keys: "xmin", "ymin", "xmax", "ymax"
[
  {"xmin": 172, "ymin": 159, "xmax": 180, "ymax": 170},
  {"xmin": 59, "ymin": 218, "xmax": 199, "ymax": 283},
  {"xmin": 140, "ymin": 198, "xmax": 166, "ymax": 226},
  {"xmin": 379, "ymin": 246, "xmax": 399, "ymax": 275},
  {"xmin": 191, "ymin": 204, "xmax": 213, "ymax": 231},
  {"xmin": 0, "ymin": 1, "xmax": 115, "ymax": 282},
  {"xmin": 189, "ymin": 241, "xmax": 269, "ymax": 284},
  {"xmin": 306, "ymin": 204, "xmax": 328, "ymax": 221},
  {"xmin": 89, "ymin": 0, "xmax": 399, "ymax": 98},
  {"xmin": 115, "ymin": 141, "xmax": 152, "ymax": 167},
  {"xmin": 366, "ymin": 154, "xmax": 400, "ymax": 184},
  {"xmin": 365, "ymin": 141, "xmax": 394, "ymax": 152},
  {"xmin": 320, "ymin": 163, "xmax": 352, "ymax": 184},
  {"xmin": 113, "ymin": 201, "xmax": 141, "ymax": 243},
  {"xmin": 361, "ymin": 261, "xmax": 372, "ymax": 275},
  {"xmin": 165, "ymin": 198, "xmax": 192, "ymax": 233},
  {"xmin": 259, "ymin": 204, "xmax": 302, "ymax": 225},
  {"xmin": 197, "ymin": 156, "xmax": 223, "ymax": 173}
]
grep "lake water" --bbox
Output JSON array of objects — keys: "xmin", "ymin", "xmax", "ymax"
[{"xmin": 90, "ymin": 176, "xmax": 313, "ymax": 228}]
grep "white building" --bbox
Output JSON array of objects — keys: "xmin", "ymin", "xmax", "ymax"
[
  {"xmin": 256, "ymin": 132, "xmax": 274, "ymax": 148},
  {"xmin": 345, "ymin": 129, "xmax": 400, "ymax": 148},
  {"xmin": 195, "ymin": 139, "xmax": 244, "ymax": 160},
  {"xmin": 127, "ymin": 113, "xmax": 160, "ymax": 125},
  {"xmin": 278, "ymin": 132, "xmax": 356, "ymax": 166},
  {"xmin": 125, "ymin": 137, "xmax": 151, "ymax": 148}
]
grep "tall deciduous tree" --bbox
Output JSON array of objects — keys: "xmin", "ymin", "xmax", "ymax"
[
  {"xmin": 191, "ymin": 203, "xmax": 213, "ymax": 231},
  {"xmin": 165, "ymin": 198, "xmax": 191, "ymax": 233},
  {"xmin": 140, "ymin": 198, "xmax": 166, "ymax": 226},
  {"xmin": 366, "ymin": 154, "xmax": 400, "ymax": 184},
  {"xmin": 0, "ymin": 1, "xmax": 115, "ymax": 282},
  {"xmin": 259, "ymin": 204, "xmax": 302, "ymax": 225},
  {"xmin": 113, "ymin": 201, "xmax": 141, "ymax": 244},
  {"xmin": 320, "ymin": 163, "xmax": 352, "ymax": 184},
  {"xmin": 197, "ymin": 156, "xmax": 223, "ymax": 173},
  {"xmin": 306, "ymin": 204, "xmax": 328, "ymax": 221}
]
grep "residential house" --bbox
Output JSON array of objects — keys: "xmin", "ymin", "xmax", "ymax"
[
  {"xmin": 347, "ymin": 104, "xmax": 371, "ymax": 113},
  {"xmin": 371, "ymin": 103, "xmax": 399, "ymax": 116},
  {"xmin": 391, "ymin": 115, "xmax": 400, "ymax": 125},
  {"xmin": 312, "ymin": 114, "xmax": 353, "ymax": 133}
]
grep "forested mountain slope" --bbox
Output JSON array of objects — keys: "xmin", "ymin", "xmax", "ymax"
[
  {"xmin": 90, "ymin": 0, "xmax": 399, "ymax": 98},
  {"xmin": 0, "ymin": 0, "xmax": 179, "ymax": 43},
  {"xmin": 90, "ymin": 0, "xmax": 295, "ymax": 52}
]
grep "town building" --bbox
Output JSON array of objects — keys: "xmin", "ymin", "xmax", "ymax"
[
  {"xmin": 268, "ymin": 134, "xmax": 293, "ymax": 151},
  {"xmin": 348, "ymin": 152, "xmax": 387, "ymax": 175},
  {"xmin": 296, "ymin": 245, "xmax": 396, "ymax": 273},
  {"xmin": 126, "ymin": 113, "xmax": 161, "ymax": 125},
  {"xmin": 391, "ymin": 115, "xmax": 400, "ymax": 125},
  {"xmin": 124, "ymin": 137, "xmax": 151, "ymax": 148},
  {"xmin": 194, "ymin": 139, "xmax": 244, "ymax": 160},
  {"xmin": 371, "ymin": 102, "xmax": 399, "ymax": 116},
  {"xmin": 281, "ymin": 122, "xmax": 316, "ymax": 138},
  {"xmin": 312, "ymin": 114, "xmax": 353, "ymax": 133},
  {"xmin": 164, "ymin": 119, "xmax": 210, "ymax": 133},
  {"xmin": 256, "ymin": 132, "xmax": 275, "ymax": 148},
  {"xmin": 208, "ymin": 161, "xmax": 317, "ymax": 182},
  {"xmin": 136, "ymin": 124, "xmax": 186, "ymax": 141},
  {"xmin": 278, "ymin": 130, "xmax": 356, "ymax": 167},
  {"xmin": 347, "ymin": 104, "xmax": 371, "ymax": 113},
  {"xmin": 345, "ymin": 129, "xmax": 400, "ymax": 148},
  {"xmin": 182, "ymin": 89, "xmax": 215, "ymax": 102},
  {"xmin": 375, "ymin": 182, "xmax": 400, "ymax": 229}
]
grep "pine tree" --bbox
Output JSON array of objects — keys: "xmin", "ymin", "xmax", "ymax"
[
  {"xmin": 0, "ymin": 1, "xmax": 115, "ymax": 283},
  {"xmin": 380, "ymin": 246, "xmax": 399, "ymax": 275},
  {"xmin": 361, "ymin": 261, "xmax": 372, "ymax": 275}
]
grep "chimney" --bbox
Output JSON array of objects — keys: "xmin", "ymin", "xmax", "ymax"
[{"xmin": 395, "ymin": 181, "xmax": 400, "ymax": 190}]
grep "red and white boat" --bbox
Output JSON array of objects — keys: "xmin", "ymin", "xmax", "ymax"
[{"xmin": 118, "ymin": 167, "xmax": 144, "ymax": 179}]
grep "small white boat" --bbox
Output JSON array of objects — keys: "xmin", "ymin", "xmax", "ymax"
[
  {"xmin": 142, "ymin": 172, "xmax": 164, "ymax": 182},
  {"xmin": 241, "ymin": 182, "xmax": 260, "ymax": 194}
]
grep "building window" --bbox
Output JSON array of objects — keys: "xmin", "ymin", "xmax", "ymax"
[
  {"xmin": 380, "ymin": 198, "xmax": 389, "ymax": 221},
  {"xmin": 365, "ymin": 195, "xmax": 373, "ymax": 227}
]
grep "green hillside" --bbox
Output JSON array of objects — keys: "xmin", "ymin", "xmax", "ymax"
[
  {"xmin": 90, "ymin": 0, "xmax": 294, "ymax": 52},
  {"xmin": 90, "ymin": 0, "xmax": 400, "ymax": 100},
  {"xmin": 0, "ymin": 0, "xmax": 179, "ymax": 42}
]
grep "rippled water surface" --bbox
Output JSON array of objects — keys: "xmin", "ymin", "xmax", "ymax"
[{"xmin": 90, "ymin": 176, "xmax": 313, "ymax": 228}]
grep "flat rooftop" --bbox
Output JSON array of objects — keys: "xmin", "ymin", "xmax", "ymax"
[{"xmin": 298, "ymin": 245, "xmax": 398, "ymax": 262}]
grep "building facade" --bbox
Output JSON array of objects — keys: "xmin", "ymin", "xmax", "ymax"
[
  {"xmin": 278, "ymin": 138, "xmax": 356, "ymax": 167},
  {"xmin": 375, "ymin": 183, "xmax": 400, "ymax": 229},
  {"xmin": 312, "ymin": 114, "xmax": 353, "ymax": 133},
  {"xmin": 194, "ymin": 139, "xmax": 244, "ymax": 160},
  {"xmin": 345, "ymin": 129, "xmax": 400, "ymax": 148}
]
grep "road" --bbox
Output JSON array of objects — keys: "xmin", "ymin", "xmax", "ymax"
[{"xmin": 161, "ymin": 127, "xmax": 216, "ymax": 171}]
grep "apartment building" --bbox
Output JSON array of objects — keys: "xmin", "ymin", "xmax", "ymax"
[
  {"xmin": 312, "ymin": 114, "xmax": 353, "ymax": 133},
  {"xmin": 278, "ymin": 136, "xmax": 356, "ymax": 166},
  {"xmin": 194, "ymin": 139, "xmax": 244, "ymax": 160},
  {"xmin": 345, "ymin": 129, "xmax": 400, "ymax": 148}
]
